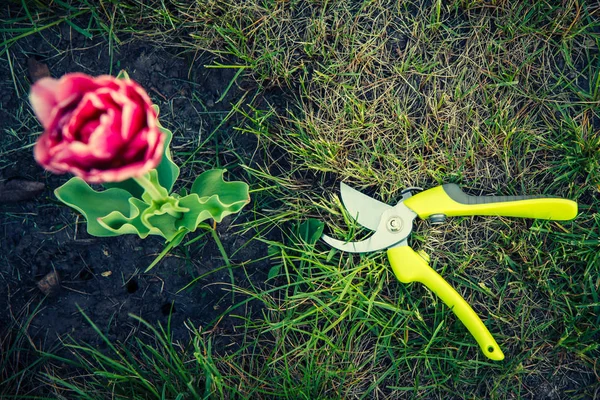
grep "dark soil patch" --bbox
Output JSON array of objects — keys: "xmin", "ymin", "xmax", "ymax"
[{"xmin": 0, "ymin": 10, "xmax": 280, "ymax": 394}]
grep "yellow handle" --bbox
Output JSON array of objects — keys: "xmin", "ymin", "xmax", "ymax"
[
  {"xmin": 404, "ymin": 184, "xmax": 578, "ymax": 220},
  {"xmin": 388, "ymin": 246, "xmax": 504, "ymax": 361}
]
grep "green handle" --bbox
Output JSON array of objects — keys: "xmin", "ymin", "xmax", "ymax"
[
  {"xmin": 388, "ymin": 246, "xmax": 504, "ymax": 361},
  {"xmin": 404, "ymin": 184, "xmax": 578, "ymax": 221}
]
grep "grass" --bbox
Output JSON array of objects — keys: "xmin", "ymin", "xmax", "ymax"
[
  {"xmin": 39, "ymin": 308, "xmax": 225, "ymax": 399},
  {"xmin": 1, "ymin": 0, "xmax": 599, "ymax": 399}
]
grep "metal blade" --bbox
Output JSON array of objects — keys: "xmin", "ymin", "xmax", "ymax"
[
  {"xmin": 322, "ymin": 203, "xmax": 417, "ymax": 253},
  {"xmin": 322, "ymin": 234, "xmax": 373, "ymax": 253},
  {"xmin": 340, "ymin": 182, "xmax": 391, "ymax": 231},
  {"xmin": 322, "ymin": 233, "xmax": 402, "ymax": 253}
]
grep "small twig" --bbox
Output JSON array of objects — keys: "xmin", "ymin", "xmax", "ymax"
[{"xmin": 62, "ymin": 286, "xmax": 90, "ymax": 296}]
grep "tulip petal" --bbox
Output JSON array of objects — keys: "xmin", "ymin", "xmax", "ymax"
[
  {"xmin": 64, "ymin": 93, "xmax": 103, "ymax": 141},
  {"xmin": 30, "ymin": 78, "xmax": 60, "ymax": 128},
  {"xmin": 121, "ymin": 98, "xmax": 145, "ymax": 141},
  {"xmin": 31, "ymin": 72, "xmax": 166, "ymax": 183},
  {"xmin": 87, "ymin": 110, "xmax": 121, "ymax": 159},
  {"xmin": 55, "ymin": 73, "xmax": 100, "ymax": 103},
  {"xmin": 33, "ymin": 133, "xmax": 55, "ymax": 170}
]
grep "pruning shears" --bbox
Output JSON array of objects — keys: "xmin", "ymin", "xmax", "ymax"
[{"xmin": 322, "ymin": 183, "xmax": 578, "ymax": 361}]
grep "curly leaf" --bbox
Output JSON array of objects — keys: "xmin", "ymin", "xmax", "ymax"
[
  {"xmin": 140, "ymin": 198, "xmax": 190, "ymax": 241},
  {"xmin": 140, "ymin": 169, "xmax": 170, "ymax": 205},
  {"xmin": 170, "ymin": 169, "xmax": 251, "ymax": 232},
  {"xmin": 97, "ymin": 197, "xmax": 153, "ymax": 238},
  {"xmin": 99, "ymin": 194, "xmax": 194, "ymax": 241},
  {"xmin": 55, "ymin": 177, "xmax": 135, "ymax": 237},
  {"xmin": 56, "ymin": 169, "xmax": 249, "ymax": 245},
  {"xmin": 190, "ymin": 169, "xmax": 250, "ymax": 210},
  {"xmin": 57, "ymin": 177, "xmax": 173, "ymax": 240}
]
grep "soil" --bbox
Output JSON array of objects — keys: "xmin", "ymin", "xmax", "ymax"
[{"xmin": 0, "ymin": 10, "xmax": 280, "ymax": 388}]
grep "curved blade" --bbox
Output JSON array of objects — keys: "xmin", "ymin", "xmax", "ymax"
[
  {"xmin": 322, "ymin": 204, "xmax": 417, "ymax": 253},
  {"xmin": 340, "ymin": 182, "xmax": 391, "ymax": 231},
  {"xmin": 322, "ymin": 233, "xmax": 404, "ymax": 253}
]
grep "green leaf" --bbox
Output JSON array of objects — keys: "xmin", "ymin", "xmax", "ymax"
[
  {"xmin": 153, "ymin": 109, "xmax": 180, "ymax": 192},
  {"xmin": 97, "ymin": 197, "xmax": 153, "ymax": 238},
  {"xmin": 56, "ymin": 178, "xmax": 158, "ymax": 239},
  {"xmin": 116, "ymin": 70, "xmax": 130, "ymax": 80},
  {"xmin": 55, "ymin": 169, "xmax": 249, "ymax": 246},
  {"xmin": 102, "ymin": 177, "xmax": 143, "ymax": 199},
  {"xmin": 140, "ymin": 197, "xmax": 189, "ymax": 240},
  {"xmin": 190, "ymin": 169, "xmax": 250, "ymax": 213},
  {"xmin": 268, "ymin": 244, "xmax": 281, "ymax": 257},
  {"xmin": 54, "ymin": 178, "xmax": 136, "ymax": 237},
  {"xmin": 139, "ymin": 169, "xmax": 170, "ymax": 204},
  {"xmin": 268, "ymin": 265, "xmax": 281, "ymax": 280},
  {"xmin": 158, "ymin": 169, "xmax": 251, "ymax": 234},
  {"xmin": 296, "ymin": 218, "xmax": 325, "ymax": 245}
]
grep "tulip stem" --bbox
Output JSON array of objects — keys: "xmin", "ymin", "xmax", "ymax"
[{"xmin": 134, "ymin": 174, "xmax": 167, "ymax": 203}]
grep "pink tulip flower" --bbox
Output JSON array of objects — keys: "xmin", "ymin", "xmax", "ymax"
[{"xmin": 30, "ymin": 73, "xmax": 165, "ymax": 183}]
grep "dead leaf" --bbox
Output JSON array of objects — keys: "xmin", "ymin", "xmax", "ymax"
[
  {"xmin": 27, "ymin": 58, "xmax": 50, "ymax": 82},
  {"xmin": 0, "ymin": 179, "xmax": 45, "ymax": 203},
  {"xmin": 37, "ymin": 271, "xmax": 60, "ymax": 296}
]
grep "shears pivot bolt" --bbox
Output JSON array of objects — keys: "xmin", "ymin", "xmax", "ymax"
[{"xmin": 387, "ymin": 217, "xmax": 404, "ymax": 233}]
